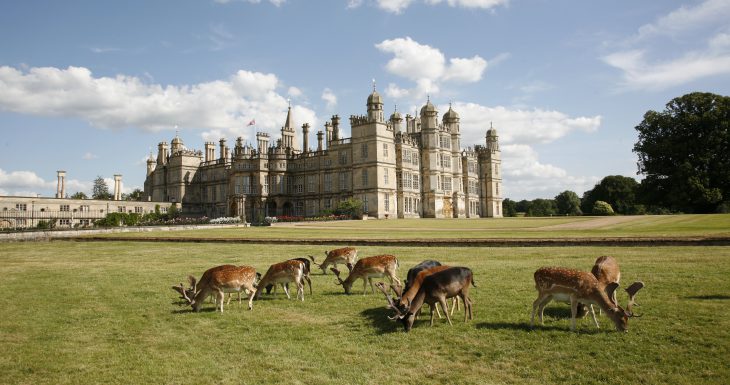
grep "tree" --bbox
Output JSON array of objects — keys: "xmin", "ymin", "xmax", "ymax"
[
  {"xmin": 124, "ymin": 188, "xmax": 143, "ymax": 201},
  {"xmin": 70, "ymin": 192, "xmax": 88, "ymax": 200},
  {"xmin": 526, "ymin": 199, "xmax": 557, "ymax": 217},
  {"xmin": 555, "ymin": 190, "xmax": 582, "ymax": 216},
  {"xmin": 515, "ymin": 199, "xmax": 531, "ymax": 214},
  {"xmin": 92, "ymin": 176, "xmax": 113, "ymax": 200},
  {"xmin": 502, "ymin": 198, "xmax": 518, "ymax": 217},
  {"xmin": 592, "ymin": 201, "xmax": 615, "ymax": 216},
  {"xmin": 335, "ymin": 198, "xmax": 364, "ymax": 219},
  {"xmin": 581, "ymin": 175, "xmax": 639, "ymax": 215},
  {"xmin": 634, "ymin": 92, "xmax": 730, "ymax": 213}
]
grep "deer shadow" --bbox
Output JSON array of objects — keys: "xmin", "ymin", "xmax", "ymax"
[
  {"xmin": 359, "ymin": 306, "xmax": 401, "ymax": 335},
  {"xmin": 685, "ymin": 294, "xmax": 730, "ymax": 300}
]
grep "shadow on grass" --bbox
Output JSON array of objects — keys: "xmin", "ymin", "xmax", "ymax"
[
  {"xmin": 685, "ymin": 294, "xmax": 730, "ymax": 300},
  {"xmin": 359, "ymin": 307, "xmax": 401, "ymax": 335}
]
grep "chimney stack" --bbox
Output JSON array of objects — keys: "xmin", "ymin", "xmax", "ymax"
[
  {"xmin": 56, "ymin": 171, "xmax": 66, "ymax": 198},
  {"xmin": 113, "ymin": 175, "xmax": 122, "ymax": 201}
]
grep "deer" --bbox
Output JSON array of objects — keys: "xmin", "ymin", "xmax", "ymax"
[
  {"xmin": 173, "ymin": 272, "xmax": 261, "ymax": 306},
  {"xmin": 264, "ymin": 257, "xmax": 313, "ymax": 296},
  {"xmin": 379, "ymin": 266, "xmax": 475, "ymax": 332},
  {"xmin": 182, "ymin": 265, "xmax": 258, "ymax": 313},
  {"xmin": 530, "ymin": 266, "xmax": 644, "ymax": 332},
  {"xmin": 249, "ymin": 259, "xmax": 307, "ymax": 309},
  {"xmin": 331, "ymin": 254, "xmax": 401, "ymax": 295},
  {"xmin": 395, "ymin": 264, "xmax": 461, "ymax": 319},
  {"xmin": 309, "ymin": 247, "xmax": 358, "ymax": 275}
]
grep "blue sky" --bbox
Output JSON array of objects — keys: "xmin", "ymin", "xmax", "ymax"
[{"xmin": 1, "ymin": 0, "xmax": 729, "ymax": 200}]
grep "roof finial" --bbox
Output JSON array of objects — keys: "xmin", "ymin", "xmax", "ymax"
[
  {"xmin": 287, "ymin": 98, "xmax": 291, "ymax": 108},
  {"xmin": 427, "ymin": 94, "xmax": 430, "ymax": 103},
  {"xmin": 490, "ymin": 121, "xmax": 493, "ymax": 128},
  {"xmin": 372, "ymin": 78, "xmax": 376, "ymax": 92},
  {"xmin": 394, "ymin": 104, "xmax": 398, "ymax": 112}
]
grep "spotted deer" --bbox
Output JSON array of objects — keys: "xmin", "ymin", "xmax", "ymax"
[
  {"xmin": 264, "ymin": 257, "xmax": 313, "ymax": 296},
  {"xmin": 310, "ymin": 247, "xmax": 358, "ymax": 274},
  {"xmin": 530, "ymin": 266, "xmax": 643, "ymax": 332},
  {"xmin": 380, "ymin": 266, "xmax": 475, "ymax": 332},
  {"xmin": 249, "ymin": 259, "xmax": 307, "ymax": 309},
  {"xmin": 331, "ymin": 254, "xmax": 401, "ymax": 295},
  {"xmin": 183, "ymin": 265, "xmax": 258, "ymax": 313}
]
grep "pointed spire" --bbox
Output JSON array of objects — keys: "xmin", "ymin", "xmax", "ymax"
[{"xmin": 284, "ymin": 103, "xmax": 293, "ymax": 130}]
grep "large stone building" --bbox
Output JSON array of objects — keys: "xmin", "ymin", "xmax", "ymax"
[{"xmin": 144, "ymin": 90, "xmax": 503, "ymax": 220}]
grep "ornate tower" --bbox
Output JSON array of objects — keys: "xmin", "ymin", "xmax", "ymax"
[
  {"xmin": 479, "ymin": 123, "xmax": 503, "ymax": 218},
  {"xmin": 366, "ymin": 85, "xmax": 384, "ymax": 123}
]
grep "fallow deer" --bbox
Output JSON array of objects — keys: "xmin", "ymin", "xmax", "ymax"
[
  {"xmin": 265, "ymin": 257, "xmax": 313, "ymax": 296},
  {"xmin": 381, "ymin": 266, "xmax": 475, "ymax": 332},
  {"xmin": 184, "ymin": 265, "xmax": 258, "ymax": 313},
  {"xmin": 530, "ymin": 266, "xmax": 644, "ymax": 332},
  {"xmin": 331, "ymin": 254, "xmax": 400, "ymax": 295},
  {"xmin": 310, "ymin": 247, "xmax": 358, "ymax": 274},
  {"xmin": 249, "ymin": 259, "xmax": 307, "ymax": 309}
]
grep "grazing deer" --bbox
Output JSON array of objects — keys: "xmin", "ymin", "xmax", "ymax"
[
  {"xmin": 310, "ymin": 247, "xmax": 358, "ymax": 274},
  {"xmin": 249, "ymin": 259, "xmax": 307, "ymax": 309},
  {"xmin": 331, "ymin": 254, "xmax": 401, "ymax": 295},
  {"xmin": 265, "ymin": 257, "xmax": 313, "ymax": 296},
  {"xmin": 184, "ymin": 265, "xmax": 258, "ymax": 313},
  {"xmin": 395, "ymin": 265, "xmax": 460, "ymax": 318},
  {"xmin": 530, "ymin": 266, "xmax": 644, "ymax": 332},
  {"xmin": 381, "ymin": 267, "xmax": 475, "ymax": 332}
]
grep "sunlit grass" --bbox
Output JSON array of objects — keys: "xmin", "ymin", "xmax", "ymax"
[{"xmin": 1, "ymin": 241, "xmax": 729, "ymax": 384}]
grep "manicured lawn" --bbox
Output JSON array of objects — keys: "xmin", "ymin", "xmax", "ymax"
[
  {"xmin": 1, "ymin": 241, "xmax": 729, "ymax": 384},
  {"xmin": 91, "ymin": 214, "xmax": 730, "ymax": 240}
]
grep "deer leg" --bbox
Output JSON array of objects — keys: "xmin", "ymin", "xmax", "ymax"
[
  {"xmin": 589, "ymin": 305, "xmax": 599, "ymax": 328},
  {"xmin": 569, "ymin": 295, "xmax": 579, "ymax": 331},
  {"xmin": 434, "ymin": 303, "xmax": 443, "ymax": 319},
  {"xmin": 440, "ymin": 298, "xmax": 453, "ymax": 326},
  {"xmin": 369, "ymin": 278, "xmax": 377, "ymax": 294},
  {"xmin": 532, "ymin": 294, "xmax": 548, "ymax": 327},
  {"xmin": 282, "ymin": 283, "xmax": 291, "ymax": 299},
  {"xmin": 216, "ymin": 290, "xmax": 225, "ymax": 313},
  {"xmin": 298, "ymin": 280, "xmax": 305, "ymax": 302},
  {"xmin": 429, "ymin": 303, "xmax": 436, "ymax": 326},
  {"xmin": 305, "ymin": 276, "xmax": 313, "ymax": 296},
  {"xmin": 362, "ymin": 278, "xmax": 368, "ymax": 295},
  {"xmin": 247, "ymin": 288, "xmax": 255, "ymax": 311}
]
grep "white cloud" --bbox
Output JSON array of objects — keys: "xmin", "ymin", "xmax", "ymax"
[
  {"xmin": 374, "ymin": 0, "xmax": 507, "ymax": 14},
  {"xmin": 500, "ymin": 145, "xmax": 600, "ymax": 200},
  {"xmin": 0, "ymin": 169, "xmax": 93, "ymax": 197},
  {"xmin": 632, "ymin": 0, "xmax": 730, "ymax": 43},
  {"xmin": 375, "ymin": 37, "xmax": 489, "ymax": 101},
  {"xmin": 602, "ymin": 40, "xmax": 730, "ymax": 90},
  {"xmin": 347, "ymin": 0, "xmax": 364, "ymax": 9},
  {"xmin": 604, "ymin": 1, "xmax": 730, "ymax": 90},
  {"xmin": 82, "ymin": 152, "xmax": 98, "ymax": 160},
  {"xmin": 0, "ymin": 65, "xmax": 319, "ymax": 145},
  {"xmin": 287, "ymin": 86, "xmax": 303, "ymax": 97},
  {"xmin": 214, "ymin": 0, "xmax": 285, "ymax": 6},
  {"xmin": 450, "ymin": 102, "xmax": 601, "ymax": 146},
  {"xmin": 321, "ymin": 88, "xmax": 338, "ymax": 109}
]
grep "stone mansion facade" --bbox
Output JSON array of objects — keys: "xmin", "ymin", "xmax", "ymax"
[{"xmin": 144, "ymin": 90, "xmax": 503, "ymax": 220}]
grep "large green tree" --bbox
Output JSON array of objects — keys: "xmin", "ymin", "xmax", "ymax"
[
  {"xmin": 501, "ymin": 198, "xmax": 518, "ymax": 217},
  {"xmin": 634, "ymin": 92, "xmax": 730, "ymax": 213},
  {"xmin": 92, "ymin": 176, "xmax": 113, "ymax": 200},
  {"xmin": 526, "ymin": 199, "xmax": 557, "ymax": 217},
  {"xmin": 555, "ymin": 190, "xmax": 582, "ymax": 216},
  {"xmin": 581, "ymin": 175, "xmax": 639, "ymax": 215}
]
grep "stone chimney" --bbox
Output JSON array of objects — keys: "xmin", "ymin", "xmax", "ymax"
[
  {"xmin": 113, "ymin": 175, "xmax": 122, "ymax": 201},
  {"xmin": 316, "ymin": 131, "xmax": 324, "ymax": 152},
  {"xmin": 205, "ymin": 142, "xmax": 215, "ymax": 162},
  {"xmin": 302, "ymin": 123, "xmax": 310, "ymax": 153},
  {"xmin": 56, "ymin": 171, "xmax": 66, "ymax": 198}
]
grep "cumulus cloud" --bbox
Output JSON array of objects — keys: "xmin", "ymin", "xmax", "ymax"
[
  {"xmin": 0, "ymin": 169, "xmax": 93, "ymax": 197},
  {"xmin": 82, "ymin": 152, "xmax": 98, "ymax": 160},
  {"xmin": 448, "ymin": 102, "xmax": 601, "ymax": 147},
  {"xmin": 631, "ymin": 0, "xmax": 730, "ymax": 43},
  {"xmin": 321, "ymin": 88, "xmax": 338, "ymax": 109},
  {"xmin": 375, "ymin": 37, "xmax": 490, "ymax": 101},
  {"xmin": 0, "ymin": 65, "xmax": 319, "ymax": 145},
  {"xmin": 500, "ymin": 145, "xmax": 600, "ymax": 199},
  {"xmin": 287, "ymin": 86, "xmax": 303, "ymax": 97}
]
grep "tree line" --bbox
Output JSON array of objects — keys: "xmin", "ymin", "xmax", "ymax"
[{"xmin": 504, "ymin": 92, "xmax": 729, "ymax": 216}]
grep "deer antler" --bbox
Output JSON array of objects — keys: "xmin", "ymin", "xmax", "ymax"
[
  {"xmin": 346, "ymin": 262, "xmax": 354, "ymax": 273},
  {"xmin": 390, "ymin": 283, "xmax": 403, "ymax": 298},
  {"xmin": 179, "ymin": 283, "xmax": 193, "ymax": 304},
  {"xmin": 625, "ymin": 281, "xmax": 644, "ymax": 316},
  {"xmin": 308, "ymin": 255, "xmax": 322, "ymax": 268},
  {"xmin": 375, "ymin": 282, "xmax": 402, "ymax": 320},
  {"xmin": 187, "ymin": 275, "xmax": 197, "ymax": 292}
]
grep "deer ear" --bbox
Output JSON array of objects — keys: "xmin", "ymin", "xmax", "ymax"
[{"xmin": 605, "ymin": 282, "xmax": 620, "ymax": 305}]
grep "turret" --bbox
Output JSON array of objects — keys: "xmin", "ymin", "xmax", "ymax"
[
  {"xmin": 256, "ymin": 132, "xmax": 270, "ymax": 153},
  {"xmin": 419, "ymin": 97, "xmax": 438, "ymax": 130},
  {"xmin": 390, "ymin": 107, "xmax": 403, "ymax": 133},
  {"xmin": 146, "ymin": 155, "xmax": 156, "ymax": 176},
  {"xmin": 157, "ymin": 141, "xmax": 169, "ymax": 165},
  {"xmin": 366, "ymin": 86, "xmax": 384, "ymax": 123},
  {"xmin": 171, "ymin": 134, "xmax": 183, "ymax": 154},
  {"xmin": 302, "ymin": 123, "xmax": 310, "ymax": 152},
  {"xmin": 486, "ymin": 123, "xmax": 499, "ymax": 153},
  {"xmin": 281, "ymin": 105, "xmax": 297, "ymax": 150},
  {"xmin": 444, "ymin": 104, "xmax": 461, "ymax": 152}
]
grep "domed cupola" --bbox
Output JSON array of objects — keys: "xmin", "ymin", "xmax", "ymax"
[
  {"xmin": 420, "ymin": 98, "xmax": 437, "ymax": 117},
  {"xmin": 366, "ymin": 81, "xmax": 385, "ymax": 122},
  {"xmin": 443, "ymin": 104, "xmax": 459, "ymax": 122}
]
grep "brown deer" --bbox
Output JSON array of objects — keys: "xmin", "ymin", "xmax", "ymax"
[
  {"xmin": 183, "ymin": 265, "xmax": 258, "ymax": 313},
  {"xmin": 331, "ymin": 254, "xmax": 400, "ymax": 295},
  {"xmin": 395, "ymin": 265, "xmax": 460, "ymax": 318},
  {"xmin": 249, "ymin": 259, "xmax": 307, "ymax": 309},
  {"xmin": 310, "ymin": 247, "xmax": 358, "ymax": 274},
  {"xmin": 381, "ymin": 266, "xmax": 475, "ymax": 332},
  {"xmin": 530, "ymin": 266, "xmax": 644, "ymax": 332}
]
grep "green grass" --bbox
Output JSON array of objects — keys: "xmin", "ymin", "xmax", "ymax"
[
  {"xmin": 1, "ymin": 241, "xmax": 729, "ymax": 384},
  {"xmin": 90, "ymin": 214, "xmax": 730, "ymax": 240}
]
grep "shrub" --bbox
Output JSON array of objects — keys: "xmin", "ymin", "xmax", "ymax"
[
  {"xmin": 210, "ymin": 217, "xmax": 242, "ymax": 224},
  {"xmin": 592, "ymin": 201, "xmax": 615, "ymax": 216},
  {"xmin": 335, "ymin": 198, "xmax": 364, "ymax": 219}
]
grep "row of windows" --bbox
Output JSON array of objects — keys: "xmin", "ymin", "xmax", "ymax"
[{"xmin": 397, "ymin": 172, "xmax": 421, "ymax": 190}]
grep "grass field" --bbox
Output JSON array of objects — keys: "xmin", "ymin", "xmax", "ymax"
[
  {"xmin": 2, "ymin": 240, "xmax": 729, "ymax": 384},
  {"xmin": 90, "ymin": 214, "xmax": 730, "ymax": 240}
]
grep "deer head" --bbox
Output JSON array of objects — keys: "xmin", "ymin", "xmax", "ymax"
[{"xmin": 331, "ymin": 267, "xmax": 353, "ymax": 294}]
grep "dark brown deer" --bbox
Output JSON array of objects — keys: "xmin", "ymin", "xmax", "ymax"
[{"xmin": 382, "ymin": 266, "xmax": 475, "ymax": 332}]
